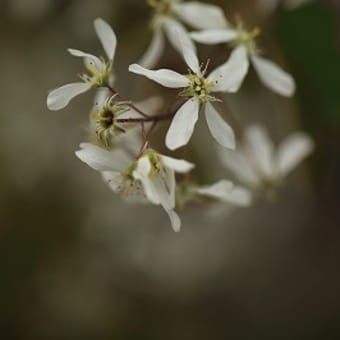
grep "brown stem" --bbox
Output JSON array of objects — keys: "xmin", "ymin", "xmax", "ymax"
[
  {"xmin": 106, "ymin": 85, "xmax": 151, "ymax": 118},
  {"xmin": 116, "ymin": 112, "xmax": 174, "ymax": 124}
]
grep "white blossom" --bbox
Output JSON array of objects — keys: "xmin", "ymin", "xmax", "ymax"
[
  {"xmin": 191, "ymin": 17, "xmax": 296, "ymax": 97},
  {"xmin": 217, "ymin": 124, "xmax": 314, "ymax": 196},
  {"xmin": 47, "ymin": 18, "xmax": 117, "ymax": 111},
  {"xmin": 140, "ymin": 0, "xmax": 227, "ymax": 68},
  {"xmin": 75, "ymin": 142, "xmax": 194, "ymax": 232},
  {"xmin": 130, "ymin": 36, "xmax": 237, "ymax": 150}
]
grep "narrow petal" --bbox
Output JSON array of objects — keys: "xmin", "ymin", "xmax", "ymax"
[
  {"xmin": 152, "ymin": 169, "xmax": 176, "ymax": 210},
  {"xmin": 217, "ymin": 147, "xmax": 259, "ymax": 187},
  {"xmin": 225, "ymin": 186, "xmax": 253, "ymax": 206},
  {"xmin": 197, "ymin": 180, "xmax": 234, "ymax": 198},
  {"xmin": 208, "ymin": 46, "xmax": 249, "ymax": 93},
  {"xmin": 163, "ymin": 18, "xmax": 198, "ymax": 71},
  {"xmin": 165, "ymin": 209, "xmax": 181, "ymax": 232},
  {"xmin": 139, "ymin": 29, "xmax": 165, "ymax": 68},
  {"xmin": 47, "ymin": 82, "xmax": 91, "ymax": 111},
  {"xmin": 68, "ymin": 48, "xmax": 105, "ymax": 72},
  {"xmin": 197, "ymin": 180, "xmax": 252, "ymax": 207},
  {"xmin": 160, "ymin": 155, "xmax": 195, "ymax": 173},
  {"xmin": 165, "ymin": 98, "xmax": 200, "ymax": 150},
  {"xmin": 93, "ymin": 18, "xmax": 117, "ymax": 61},
  {"xmin": 251, "ymin": 55, "xmax": 296, "ymax": 97},
  {"xmin": 190, "ymin": 29, "xmax": 237, "ymax": 44},
  {"xmin": 163, "ymin": 17, "xmax": 196, "ymax": 56},
  {"xmin": 244, "ymin": 125, "xmax": 275, "ymax": 178},
  {"xmin": 277, "ymin": 132, "xmax": 314, "ymax": 178},
  {"xmin": 133, "ymin": 157, "xmax": 161, "ymax": 205},
  {"xmin": 101, "ymin": 171, "xmax": 124, "ymax": 193},
  {"xmin": 173, "ymin": 2, "xmax": 229, "ymax": 29},
  {"xmin": 128, "ymin": 63, "xmax": 190, "ymax": 88},
  {"xmin": 177, "ymin": 28, "xmax": 200, "ymax": 73},
  {"xmin": 205, "ymin": 102, "xmax": 236, "ymax": 149},
  {"xmin": 75, "ymin": 143, "xmax": 131, "ymax": 172}
]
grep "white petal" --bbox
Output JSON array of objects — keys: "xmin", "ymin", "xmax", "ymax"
[
  {"xmin": 177, "ymin": 27, "xmax": 200, "ymax": 73},
  {"xmin": 68, "ymin": 48, "xmax": 105, "ymax": 72},
  {"xmin": 165, "ymin": 209, "xmax": 181, "ymax": 232},
  {"xmin": 197, "ymin": 180, "xmax": 252, "ymax": 207},
  {"xmin": 160, "ymin": 155, "xmax": 195, "ymax": 173},
  {"xmin": 208, "ymin": 46, "xmax": 249, "ymax": 93},
  {"xmin": 190, "ymin": 29, "xmax": 237, "ymax": 44},
  {"xmin": 173, "ymin": 2, "xmax": 229, "ymax": 29},
  {"xmin": 93, "ymin": 18, "xmax": 117, "ymax": 61},
  {"xmin": 128, "ymin": 63, "xmax": 190, "ymax": 88},
  {"xmin": 163, "ymin": 18, "xmax": 198, "ymax": 71},
  {"xmin": 251, "ymin": 55, "xmax": 296, "ymax": 97},
  {"xmin": 217, "ymin": 147, "xmax": 259, "ymax": 187},
  {"xmin": 244, "ymin": 125, "xmax": 275, "ymax": 178},
  {"xmin": 139, "ymin": 29, "xmax": 165, "ymax": 68},
  {"xmin": 197, "ymin": 180, "xmax": 234, "ymax": 198},
  {"xmin": 47, "ymin": 82, "xmax": 91, "ymax": 111},
  {"xmin": 205, "ymin": 102, "xmax": 236, "ymax": 149},
  {"xmin": 165, "ymin": 98, "xmax": 200, "ymax": 150},
  {"xmin": 277, "ymin": 132, "xmax": 314, "ymax": 178},
  {"xmin": 152, "ymin": 168, "xmax": 176, "ymax": 209},
  {"xmin": 101, "ymin": 171, "xmax": 124, "ymax": 193},
  {"xmin": 133, "ymin": 157, "xmax": 161, "ymax": 205},
  {"xmin": 163, "ymin": 18, "xmax": 195, "ymax": 54},
  {"xmin": 75, "ymin": 143, "xmax": 131, "ymax": 172},
  {"xmin": 225, "ymin": 186, "xmax": 253, "ymax": 206}
]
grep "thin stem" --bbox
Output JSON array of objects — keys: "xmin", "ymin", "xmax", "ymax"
[
  {"xmin": 106, "ymin": 85, "xmax": 150, "ymax": 118},
  {"xmin": 116, "ymin": 112, "xmax": 174, "ymax": 124}
]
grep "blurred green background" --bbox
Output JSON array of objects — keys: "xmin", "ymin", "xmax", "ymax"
[{"xmin": 0, "ymin": 0, "xmax": 340, "ymax": 339}]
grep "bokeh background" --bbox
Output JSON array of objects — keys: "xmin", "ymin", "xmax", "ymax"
[{"xmin": 1, "ymin": 0, "xmax": 340, "ymax": 338}]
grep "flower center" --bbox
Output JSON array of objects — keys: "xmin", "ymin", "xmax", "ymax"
[
  {"xmin": 231, "ymin": 20, "xmax": 261, "ymax": 54},
  {"xmin": 81, "ymin": 59, "xmax": 112, "ymax": 87},
  {"xmin": 92, "ymin": 97, "xmax": 128, "ymax": 148},
  {"xmin": 180, "ymin": 74, "xmax": 214, "ymax": 103}
]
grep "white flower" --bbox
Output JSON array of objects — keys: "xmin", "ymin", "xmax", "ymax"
[
  {"xmin": 217, "ymin": 124, "xmax": 314, "ymax": 195},
  {"xmin": 75, "ymin": 142, "xmax": 194, "ymax": 232},
  {"xmin": 190, "ymin": 18, "xmax": 296, "ymax": 97},
  {"xmin": 130, "ymin": 36, "xmax": 238, "ymax": 150},
  {"xmin": 133, "ymin": 150, "xmax": 195, "ymax": 231},
  {"xmin": 47, "ymin": 18, "xmax": 117, "ymax": 111},
  {"xmin": 258, "ymin": 0, "xmax": 313, "ymax": 14},
  {"xmin": 140, "ymin": 0, "xmax": 227, "ymax": 68}
]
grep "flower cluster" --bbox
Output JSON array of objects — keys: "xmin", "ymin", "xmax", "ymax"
[{"xmin": 46, "ymin": 1, "xmax": 314, "ymax": 232}]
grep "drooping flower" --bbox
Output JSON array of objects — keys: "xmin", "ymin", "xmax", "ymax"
[
  {"xmin": 217, "ymin": 124, "xmax": 314, "ymax": 197},
  {"xmin": 47, "ymin": 18, "xmax": 117, "ymax": 111},
  {"xmin": 140, "ymin": 0, "xmax": 227, "ymax": 68},
  {"xmin": 75, "ymin": 141, "xmax": 194, "ymax": 232},
  {"xmin": 89, "ymin": 88, "xmax": 163, "ymax": 148},
  {"xmin": 190, "ymin": 17, "xmax": 296, "ymax": 97},
  {"xmin": 133, "ymin": 150, "xmax": 195, "ymax": 231},
  {"xmin": 130, "ymin": 35, "xmax": 240, "ymax": 150}
]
